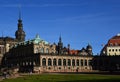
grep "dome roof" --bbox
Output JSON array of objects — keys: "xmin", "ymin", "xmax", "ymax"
[
  {"xmin": 81, "ymin": 47, "xmax": 86, "ymax": 52},
  {"xmin": 108, "ymin": 33, "xmax": 120, "ymax": 46},
  {"xmin": 32, "ymin": 34, "xmax": 49, "ymax": 44},
  {"xmin": 86, "ymin": 44, "xmax": 92, "ymax": 49},
  {"xmin": 111, "ymin": 33, "xmax": 120, "ymax": 39}
]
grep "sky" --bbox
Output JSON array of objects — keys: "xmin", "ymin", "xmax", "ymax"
[{"xmin": 0, "ymin": 0, "xmax": 120, "ymax": 55}]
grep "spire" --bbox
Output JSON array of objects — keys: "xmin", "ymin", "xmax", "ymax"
[
  {"xmin": 17, "ymin": 5, "xmax": 23, "ymax": 30},
  {"xmin": 15, "ymin": 5, "xmax": 26, "ymax": 42},
  {"xmin": 18, "ymin": 5, "xmax": 22, "ymax": 23},
  {"xmin": 59, "ymin": 35, "xmax": 62, "ymax": 43},
  {"xmin": 18, "ymin": 4, "xmax": 22, "ymax": 20},
  {"xmin": 19, "ymin": 7, "xmax": 21, "ymax": 21}
]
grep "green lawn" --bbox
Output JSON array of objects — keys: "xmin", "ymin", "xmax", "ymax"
[{"xmin": 1, "ymin": 74, "xmax": 120, "ymax": 82}]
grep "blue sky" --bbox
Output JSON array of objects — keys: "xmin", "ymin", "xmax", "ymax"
[{"xmin": 0, "ymin": 0, "xmax": 120, "ymax": 55}]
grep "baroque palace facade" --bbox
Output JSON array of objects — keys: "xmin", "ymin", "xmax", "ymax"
[
  {"xmin": 2, "ymin": 34, "xmax": 93, "ymax": 73},
  {"xmin": 1, "ymin": 13, "xmax": 120, "ymax": 73}
]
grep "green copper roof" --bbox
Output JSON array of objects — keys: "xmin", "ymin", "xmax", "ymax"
[
  {"xmin": 12, "ymin": 34, "xmax": 49, "ymax": 48},
  {"xmin": 31, "ymin": 34, "xmax": 49, "ymax": 44}
]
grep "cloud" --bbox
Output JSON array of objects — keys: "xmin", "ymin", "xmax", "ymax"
[
  {"xmin": 38, "ymin": 12, "xmax": 120, "ymax": 25},
  {"xmin": 40, "ymin": 13, "xmax": 106, "ymax": 22}
]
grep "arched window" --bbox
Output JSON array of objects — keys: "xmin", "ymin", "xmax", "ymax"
[
  {"xmin": 68, "ymin": 59, "xmax": 71, "ymax": 66},
  {"xmin": 76, "ymin": 59, "xmax": 79, "ymax": 66},
  {"xmin": 63, "ymin": 59, "xmax": 66, "ymax": 66},
  {"xmin": 46, "ymin": 48, "xmax": 49, "ymax": 53},
  {"xmin": 48, "ymin": 58, "xmax": 52, "ymax": 66},
  {"xmin": 42, "ymin": 58, "xmax": 46, "ymax": 66},
  {"xmin": 53, "ymin": 59, "xmax": 57, "ymax": 66},
  {"xmin": 72, "ymin": 59, "xmax": 75, "ymax": 66},
  {"xmin": 58, "ymin": 59, "xmax": 62, "ymax": 66},
  {"xmin": 85, "ymin": 59, "xmax": 87, "ymax": 66},
  {"xmin": 81, "ymin": 59, "xmax": 83, "ymax": 66},
  {"xmin": 40, "ymin": 48, "xmax": 44, "ymax": 53}
]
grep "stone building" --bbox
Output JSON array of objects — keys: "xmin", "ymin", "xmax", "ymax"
[
  {"xmin": 0, "ymin": 14, "xmax": 25, "ymax": 65},
  {"xmin": 1, "ymin": 11, "xmax": 120, "ymax": 73},
  {"xmin": 0, "ymin": 37, "xmax": 17, "ymax": 65},
  {"xmin": 38, "ymin": 54, "xmax": 93, "ymax": 73},
  {"xmin": 2, "ymin": 35, "xmax": 93, "ymax": 73},
  {"xmin": 69, "ymin": 44, "xmax": 93, "ymax": 56},
  {"xmin": 101, "ymin": 33, "xmax": 120, "ymax": 56}
]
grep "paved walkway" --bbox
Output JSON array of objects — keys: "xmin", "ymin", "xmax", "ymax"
[
  {"xmin": 0, "ymin": 73, "xmax": 20, "ymax": 81},
  {"xmin": 0, "ymin": 73, "xmax": 40, "ymax": 81}
]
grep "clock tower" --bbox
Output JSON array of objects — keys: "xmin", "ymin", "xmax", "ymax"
[{"xmin": 15, "ymin": 11, "xmax": 26, "ymax": 42}]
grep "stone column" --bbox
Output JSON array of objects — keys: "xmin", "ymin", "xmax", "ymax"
[
  {"xmin": 61, "ymin": 58, "xmax": 63, "ymax": 66},
  {"xmin": 87, "ymin": 59, "xmax": 89, "ymax": 66},
  {"xmin": 83, "ymin": 59, "xmax": 85, "ymax": 66},
  {"xmin": 79, "ymin": 59, "xmax": 81, "ymax": 66},
  {"xmin": 46, "ymin": 58, "xmax": 48, "ymax": 66},
  {"xmin": 56, "ymin": 58, "xmax": 58, "ymax": 66},
  {"xmin": 75, "ymin": 59, "xmax": 76, "ymax": 66},
  {"xmin": 40, "ymin": 57, "xmax": 42, "ymax": 66},
  {"xmin": 66, "ymin": 58, "xmax": 68, "ymax": 66},
  {"xmin": 70, "ymin": 59, "xmax": 72, "ymax": 66},
  {"xmin": 51, "ymin": 57, "xmax": 53, "ymax": 66}
]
